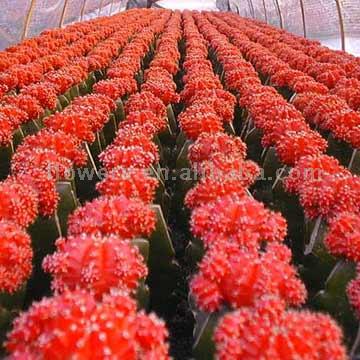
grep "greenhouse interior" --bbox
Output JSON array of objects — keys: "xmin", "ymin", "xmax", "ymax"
[{"xmin": 1, "ymin": 0, "xmax": 360, "ymax": 359}]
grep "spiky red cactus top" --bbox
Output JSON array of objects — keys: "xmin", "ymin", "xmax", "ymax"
[
  {"xmin": 284, "ymin": 154, "xmax": 347, "ymax": 194},
  {"xmin": 0, "ymin": 176, "xmax": 39, "ymax": 228},
  {"xmin": 325, "ymin": 212, "xmax": 360, "ymax": 262},
  {"xmin": 43, "ymin": 234, "xmax": 147, "ymax": 299},
  {"xmin": 44, "ymin": 113, "xmax": 96, "ymax": 143},
  {"xmin": 125, "ymin": 91, "xmax": 166, "ymax": 118},
  {"xmin": 178, "ymin": 102, "xmax": 223, "ymax": 141},
  {"xmin": 299, "ymin": 173, "xmax": 360, "ymax": 220},
  {"xmin": 6, "ymin": 291, "xmax": 170, "ymax": 359},
  {"xmin": 99, "ymin": 144, "xmax": 159, "ymax": 171},
  {"xmin": 191, "ymin": 195, "xmax": 287, "ymax": 249},
  {"xmin": 122, "ymin": 111, "xmax": 167, "ymax": 134},
  {"xmin": 0, "ymin": 220, "xmax": 33, "ymax": 294},
  {"xmin": 18, "ymin": 129, "xmax": 87, "ymax": 167},
  {"xmin": 275, "ymin": 130, "xmax": 327, "ymax": 166},
  {"xmin": 20, "ymin": 82, "xmax": 58, "ymax": 110},
  {"xmin": 214, "ymin": 296, "xmax": 347, "ymax": 360},
  {"xmin": 185, "ymin": 176, "xmax": 248, "ymax": 210},
  {"xmin": 191, "ymin": 242, "xmax": 306, "ymax": 312},
  {"xmin": 19, "ymin": 170, "xmax": 59, "ymax": 217},
  {"xmin": 11, "ymin": 147, "xmax": 72, "ymax": 180},
  {"xmin": 68, "ymin": 195, "xmax": 156, "ymax": 239},
  {"xmin": 188, "ymin": 132, "xmax": 247, "ymax": 167},
  {"xmin": 96, "ymin": 167, "xmax": 158, "ymax": 203},
  {"xmin": 187, "ymin": 89, "xmax": 236, "ymax": 123},
  {"xmin": 196, "ymin": 153, "xmax": 260, "ymax": 186},
  {"xmin": 347, "ymin": 265, "xmax": 360, "ymax": 318}
]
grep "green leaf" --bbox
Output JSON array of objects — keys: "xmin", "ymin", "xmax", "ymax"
[
  {"xmin": 12, "ymin": 127, "xmax": 24, "ymax": 149},
  {"xmin": 0, "ymin": 285, "xmax": 26, "ymax": 311},
  {"xmin": 349, "ymin": 149, "xmax": 360, "ymax": 175},
  {"xmin": 167, "ymin": 105, "xmax": 177, "ymax": 134},
  {"xmin": 132, "ymin": 238, "xmax": 150, "ymax": 263},
  {"xmin": 26, "ymin": 214, "xmax": 62, "ymax": 302},
  {"xmin": 75, "ymin": 145, "xmax": 100, "ymax": 202},
  {"xmin": 0, "ymin": 144, "xmax": 13, "ymax": 180},
  {"xmin": 78, "ymin": 80, "xmax": 89, "ymax": 96},
  {"xmin": 94, "ymin": 69, "xmax": 104, "ymax": 81},
  {"xmin": 136, "ymin": 280, "xmax": 150, "ymax": 310},
  {"xmin": 0, "ymin": 286, "xmax": 26, "ymax": 354},
  {"xmin": 103, "ymin": 114, "xmax": 117, "ymax": 145},
  {"xmin": 185, "ymin": 238, "xmax": 204, "ymax": 268},
  {"xmin": 149, "ymin": 204, "xmax": 175, "ymax": 268},
  {"xmin": 176, "ymin": 131, "xmax": 187, "ymax": 150},
  {"xmin": 327, "ymin": 134, "xmax": 353, "ymax": 167},
  {"xmin": 190, "ymin": 295, "xmax": 227, "ymax": 360},
  {"xmin": 21, "ymin": 119, "xmax": 41, "ymax": 136},
  {"xmin": 244, "ymin": 126, "xmax": 263, "ymax": 162},
  {"xmin": 176, "ymin": 139, "xmax": 192, "ymax": 170},
  {"xmin": 70, "ymin": 85, "xmax": 79, "ymax": 99},
  {"xmin": 135, "ymin": 70, "xmax": 144, "ymax": 85},
  {"xmin": 86, "ymin": 72, "xmax": 97, "ymax": 91},
  {"xmin": 56, "ymin": 181, "xmax": 78, "ymax": 236},
  {"xmin": 114, "ymin": 98, "xmax": 125, "ymax": 122},
  {"xmin": 304, "ymin": 216, "xmax": 328, "ymax": 256},
  {"xmin": 313, "ymin": 260, "xmax": 357, "ymax": 343},
  {"xmin": 262, "ymin": 147, "xmax": 282, "ymax": 185},
  {"xmin": 58, "ymin": 94, "xmax": 70, "ymax": 109}
]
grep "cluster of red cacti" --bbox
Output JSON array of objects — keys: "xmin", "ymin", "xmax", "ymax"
[
  {"xmin": 6, "ymin": 290, "xmax": 169, "ymax": 359},
  {"xmin": 1, "ymin": 10, "xmax": 177, "ymax": 359},
  {"xmin": 217, "ymin": 12, "xmax": 360, "ymax": 150},
  {"xmin": 205, "ymin": 11, "xmax": 360, "ymax": 328},
  {"xmin": 1, "ymin": 7, "xmax": 360, "ymax": 358},
  {"xmin": 0, "ymin": 11, "xmax": 153, "ymax": 147},
  {"xmin": 187, "ymin": 12, "xmax": 348, "ymax": 358}
]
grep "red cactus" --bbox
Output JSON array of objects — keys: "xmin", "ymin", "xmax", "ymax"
[
  {"xmin": 6, "ymin": 290, "xmax": 169, "ymax": 359},
  {"xmin": 299, "ymin": 174, "xmax": 360, "ymax": 220},
  {"xmin": 96, "ymin": 167, "xmax": 158, "ymax": 203},
  {"xmin": 214, "ymin": 296, "xmax": 347, "ymax": 360},
  {"xmin": 284, "ymin": 154, "xmax": 346, "ymax": 194},
  {"xmin": 19, "ymin": 170, "xmax": 59, "ymax": 217},
  {"xmin": 11, "ymin": 147, "xmax": 72, "ymax": 180},
  {"xmin": 43, "ymin": 234, "xmax": 147, "ymax": 298},
  {"xmin": 4, "ymin": 94, "xmax": 44, "ymax": 120},
  {"xmin": 93, "ymin": 77, "xmax": 137, "ymax": 100},
  {"xmin": 0, "ymin": 220, "xmax": 33, "ymax": 294},
  {"xmin": 44, "ymin": 113, "xmax": 95, "ymax": 143},
  {"xmin": 0, "ymin": 105, "xmax": 28, "ymax": 127},
  {"xmin": 68, "ymin": 195, "xmax": 156, "ymax": 239},
  {"xmin": 325, "ymin": 212, "xmax": 360, "ymax": 262},
  {"xmin": 347, "ymin": 266, "xmax": 360, "ymax": 318},
  {"xmin": 191, "ymin": 242, "xmax": 306, "ymax": 312},
  {"xmin": 99, "ymin": 145, "xmax": 159, "ymax": 172},
  {"xmin": 122, "ymin": 111, "xmax": 167, "ymax": 134},
  {"xmin": 188, "ymin": 132, "xmax": 247, "ymax": 167},
  {"xmin": 185, "ymin": 177, "xmax": 247, "ymax": 209},
  {"xmin": 0, "ymin": 176, "xmax": 39, "ymax": 227},
  {"xmin": 275, "ymin": 130, "xmax": 327, "ymax": 166},
  {"xmin": 20, "ymin": 82, "xmax": 58, "ymax": 110},
  {"xmin": 197, "ymin": 153, "xmax": 260, "ymax": 187},
  {"xmin": 0, "ymin": 114, "xmax": 16, "ymax": 146},
  {"xmin": 191, "ymin": 195, "xmax": 287, "ymax": 248},
  {"xmin": 125, "ymin": 91, "xmax": 166, "ymax": 118},
  {"xmin": 178, "ymin": 103, "xmax": 223, "ymax": 140},
  {"xmin": 18, "ymin": 129, "xmax": 87, "ymax": 167}
]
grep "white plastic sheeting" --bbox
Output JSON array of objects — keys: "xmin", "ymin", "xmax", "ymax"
[
  {"xmin": 224, "ymin": 0, "xmax": 360, "ymax": 55},
  {"xmin": 0, "ymin": 0, "xmax": 359, "ymax": 55},
  {"xmin": 157, "ymin": 0, "xmax": 217, "ymax": 11},
  {"xmin": 0, "ymin": 0, "xmax": 121, "ymax": 50}
]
